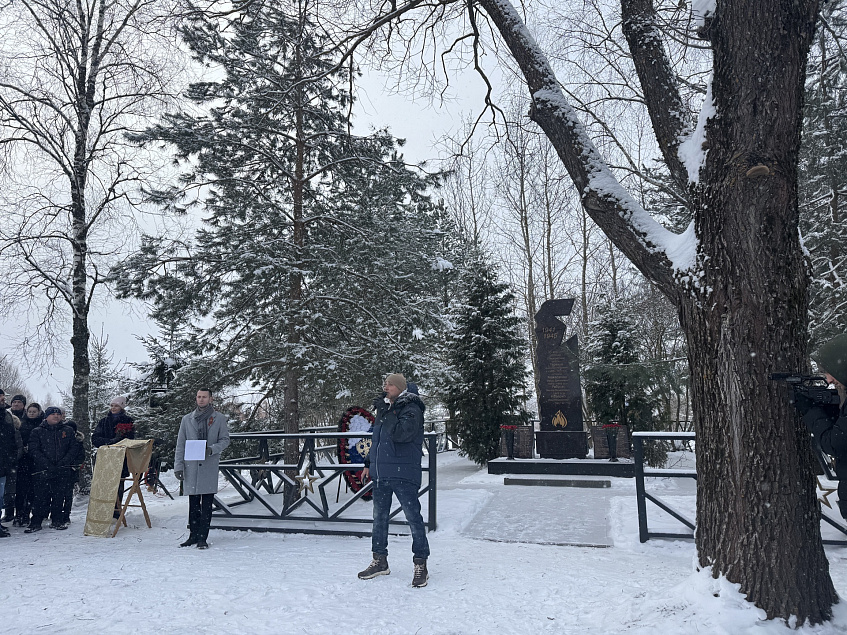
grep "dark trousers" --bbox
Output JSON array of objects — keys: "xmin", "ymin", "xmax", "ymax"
[
  {"xmin": 14, "ymin": 455, "xmax": 34, "ymax": 522},
  {"xmin": 371, "ymin": 478, "xmax": 430, "ymax": 560},
  {"xmin": 188, "ymin": 493, "xmax": 214, "ymax": 541},
  {"xmin": 31, "ymin": 476, "xmax": 74, "ymax": 526}
]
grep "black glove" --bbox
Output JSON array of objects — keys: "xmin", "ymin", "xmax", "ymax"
[
  {"xmin": 206, "ymin": 446, "xmax": 214, "ymax": 457},
  {"xmin": 174, "ymin": 470, "xmax": 184, "ymax": 481},
  {"xmin": 793, "ymin": 393, "xmax": 816, "ymax": 415}
]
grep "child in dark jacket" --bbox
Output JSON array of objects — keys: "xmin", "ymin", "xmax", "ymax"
[{"xmin": 26, "ymin": 407, "xmax": 84, "ymax": 532}]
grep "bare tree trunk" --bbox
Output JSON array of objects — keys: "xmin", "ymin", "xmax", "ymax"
[
  {"xmin": 608, "ymin": 240, "xmax": 619, "ymax": 299},
  {"xmin": 284, "ymin": 7, "xmax": 307, "ymax": 507}
]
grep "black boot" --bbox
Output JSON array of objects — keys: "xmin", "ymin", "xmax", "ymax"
[
  {"xmin": 196, "ymin": 540, "xmax": 209, "ymax": 550},
  {"xmin": 179, "ymin": 535, "xmax": 199, "ymax": 548},
  {"xmin": 24, "ymin": 523, "xmax": 42, "ymax": 534},
  {"xmin": 412, "ymin": 557, "xmax": 429, "ymax": 588},
  {"xmin": 0, "ymin": 524, "xmax": 9, "ymax": 538},
  {"xmin": 358, "ymin": 553, "xmax": 390, "ymax": 579}
]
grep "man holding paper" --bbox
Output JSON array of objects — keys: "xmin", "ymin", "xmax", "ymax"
[{"xmin": 174, "ymin": 388, "xmax": 230, "ymax": 549}]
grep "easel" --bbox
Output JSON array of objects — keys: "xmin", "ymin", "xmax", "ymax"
[
  {"xmin": 113, "ymin": 439, "xmax": 154, "ymax": 537},
  {"xmin": 144, "ymin": 455, "xmax": 174, "ymax": 500}
]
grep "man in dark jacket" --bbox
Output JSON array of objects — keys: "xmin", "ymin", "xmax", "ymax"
[
  {"xmin": 26, "ymin": 406, "xmax": 84, "ymax": 532},
  {"xmin": 4, "ymin": 394, "xmax": 26, "ymax": 522},
  {"xmin": 9, "ymin": 394, "xmax": 26, "ymax": 421},
  {"xmin": 0, "ymin": 392, "xmax": 23, "ymax": 537},
  {"xmin": 13, "ymin": 403, "xmax": 43, "ymax": 526},
  {"xmin": 93, "ymin": 395, "xmax": 135, "ymax": 518},
  {"xmin": 796, "ymin": 334, "xmax": 847, "ymax": 520},
  {"xmin": 358, "ymin": 373, "xmax": 430, "ymax": 587}
]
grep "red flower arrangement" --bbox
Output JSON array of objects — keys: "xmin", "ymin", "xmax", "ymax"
[{"xmin": 116, "ymin": 422, "xmax": 134, "ymax": 436}]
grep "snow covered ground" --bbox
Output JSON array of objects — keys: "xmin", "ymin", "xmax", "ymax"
[{"xmin": 3, "ymin": 452, "xmax": 847, "ymax": 634}]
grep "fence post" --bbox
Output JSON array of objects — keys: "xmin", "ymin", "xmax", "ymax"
[
  {"xmin": 428, "ymin": 434, "xmax": 437, "ymax": 531},
  {"xmin": 633, "ymin": 435, "xmax": 648, "ymax": 543}
]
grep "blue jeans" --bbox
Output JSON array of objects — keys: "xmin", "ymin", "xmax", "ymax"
[{"xmin": 371, "ymin": 478, "xmax": 430, "ymax": 560}]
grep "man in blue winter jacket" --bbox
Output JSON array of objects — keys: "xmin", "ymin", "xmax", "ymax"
[{"xmin": 358, "ymin": 373, "xmax": 429, "ymax": 587}]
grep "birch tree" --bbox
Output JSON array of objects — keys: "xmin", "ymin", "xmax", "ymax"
[{"xmin": 0, "ymin": 0, "xmax": 178, "ymax": 441}]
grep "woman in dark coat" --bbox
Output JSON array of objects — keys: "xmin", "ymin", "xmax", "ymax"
[{"xmin": 92, "ymin": 396, "xmax": 135, "ymax": 518}]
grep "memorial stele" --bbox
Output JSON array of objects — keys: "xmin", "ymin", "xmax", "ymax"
[{"xmin": 534, "ymin": 299, "xmax": 587, "ymax": 459}]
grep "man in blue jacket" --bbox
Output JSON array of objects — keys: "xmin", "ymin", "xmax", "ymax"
[{"xmin": 359, "ymin": 373, "xmax": 429, "ymax": 587}]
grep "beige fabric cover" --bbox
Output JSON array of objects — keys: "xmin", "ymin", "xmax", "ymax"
[{"xmin": 84, "ymin": 439, "xmax": 153, "ymax": 537}]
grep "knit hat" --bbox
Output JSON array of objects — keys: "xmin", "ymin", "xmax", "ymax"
[
  {"xmin": 813, "ymin": 334, "xmax": 847, "ymax": 386},
  {"xmin": 110, "ymin": 395, "xmax": 127, "ymax": 408},
  {"xmin": 385, "ymin": 373, "xmax": 407, "ymax": 392},
  {"xmin": 11, "ymin": 394, "xmax": 26, "ymax": 406},
  {"xmin": 44, "ymin": 406, "xmax": 63, "ymax": 418}
]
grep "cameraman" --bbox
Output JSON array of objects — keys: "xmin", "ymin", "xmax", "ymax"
[{"xmin": 796, "ymin": 334, "xmax": 847, "ymax": 519}]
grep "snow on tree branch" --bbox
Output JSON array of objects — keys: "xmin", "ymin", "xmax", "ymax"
[{"xmin": 477, "ymin": 0, "xmax": 695, "ymax": 296}]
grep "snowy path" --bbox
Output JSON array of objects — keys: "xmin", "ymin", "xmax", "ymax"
[{"xmin": 2, "ymin": 453, "xmax": 846, "ymax": 634}]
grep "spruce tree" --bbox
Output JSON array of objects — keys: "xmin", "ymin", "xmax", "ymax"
[
  {"xmin": 446, "ymin": 257, "xmax": 530, "ymax": 465},
  {"xmin": 799, "ymin": 0, "xmax": 847, "ymax": 348},
  {"xmin": 583, "ymin": 300, "xmax": 667, "ymax": 465}
]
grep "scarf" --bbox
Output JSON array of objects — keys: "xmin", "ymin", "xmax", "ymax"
[{"xmin": 193, "ymin": 404, "xmax": 214, "ymax": 440}]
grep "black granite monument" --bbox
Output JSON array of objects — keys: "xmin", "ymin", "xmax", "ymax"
[{"xmin": 534, "ymin": 299, "xmax": 587, "ymax": 459}]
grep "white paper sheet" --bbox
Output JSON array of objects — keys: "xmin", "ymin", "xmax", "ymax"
[{"xmin": 184, "ymin": 440, "xmax": 207, "ymax": 461}]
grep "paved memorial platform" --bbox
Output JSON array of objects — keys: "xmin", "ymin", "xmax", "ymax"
[{"xmin": 438, "ymin": 455, "xmax": 619, "ymax": 548}]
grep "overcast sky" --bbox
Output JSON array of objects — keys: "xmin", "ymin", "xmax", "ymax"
[{"xmin": 1, "ymin": 63, "xmax": 492, "ymax": 403}]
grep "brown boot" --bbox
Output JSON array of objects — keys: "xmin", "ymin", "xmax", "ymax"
[
  {"xmin": 358, "ymin": 553, "xmax": 390, "ymax": 579},
  {"xmin": 412, "ymin": 557, "xmax": 429, "ymax": 588}
]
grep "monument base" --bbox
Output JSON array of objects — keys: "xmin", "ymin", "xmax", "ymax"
[
  {"xmin": 536, "ymin": 430, "xmax": 588, "ymax": 459},
  {"xmin": 488, "ymin": 457, "xmax": 634, "ymax": 477}
]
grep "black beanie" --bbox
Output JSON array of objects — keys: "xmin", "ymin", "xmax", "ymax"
[{"xmin": 11, "ymin": 394, "xmax": 26, "ymax": 406}]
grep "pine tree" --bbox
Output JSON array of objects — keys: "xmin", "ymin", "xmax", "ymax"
[
  {"xmin": 446, "ymin": 257, "xmax": 530, "ymax": 465},
  {"xmin": 115, "ymin": 1, "xmax": 461, "ymax": 435}
]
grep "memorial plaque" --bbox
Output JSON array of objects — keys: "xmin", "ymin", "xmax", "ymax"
[{"xmin": 534, "ymin": 299, "xmax": 587, "ymax": 459}]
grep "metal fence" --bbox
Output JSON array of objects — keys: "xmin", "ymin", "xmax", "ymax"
[
  {"xmin": 210, "ymin": 431, "xmax": 438, "ymax": 536},
  {"xmin": 633, "ymin": 431, "xmax": 847, "ymax": 546},
  {"xmin": 633, "ymin": 431, "xmax": 697, "ymax": 542}
]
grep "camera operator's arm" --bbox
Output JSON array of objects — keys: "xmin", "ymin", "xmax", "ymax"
[{"xmin": 801, "ymin": 403, "xmax": 847, "ymax": 456}]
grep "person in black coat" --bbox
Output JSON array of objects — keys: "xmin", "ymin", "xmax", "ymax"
[
  {"xmin": 26, "ymin": 407, "xmax": 84, "ymax": 532},
  {"xmin": 796, "ymin": 334, "xmax": 847, "ymax": 520},
  {"xmin": 92, "ymin": 396, "xmax": 135, "ymax": 518},
  {"xmin": 0, "ymin": 397, "xmax": 23, "ymax": 537},
  {"xmin": 13, "ymin": 403, "xmax": 44, "ymax": 527},
  {"xmin": 4, "ymin": 394, "xmax": 27, "ymax": 522}
]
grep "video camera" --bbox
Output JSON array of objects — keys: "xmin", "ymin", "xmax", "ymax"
[{"xmin": 768, "ymin": 373, "xmax": 840, "ymax": 406}]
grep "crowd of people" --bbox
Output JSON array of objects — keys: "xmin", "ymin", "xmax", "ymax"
[{"xmin": 0, "ymin": 393, "xmax": 136, "ymax": 535}]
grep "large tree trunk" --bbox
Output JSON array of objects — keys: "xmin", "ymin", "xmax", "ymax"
[
  {"xmin": 476, "ymin": 0, "xmax": 837, "ymax": 623},
  {"xmin": 681, "ymin": 1, "xmax": 836, "ymax": 620}
]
